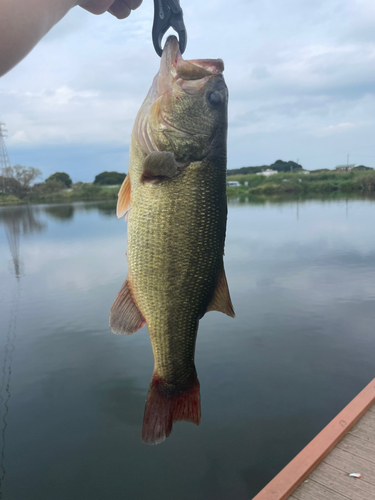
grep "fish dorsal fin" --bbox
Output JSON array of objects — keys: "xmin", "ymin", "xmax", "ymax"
[
  {"xmin": 206, "ymin": 267, "xmax": 235, "ymax": 318},
  {"xmin": 141, "ymin": 151, "xmax": 178, "ymax": 183},
  {"xmin": 117, "ymin": 174, "xmax": 131, "ymax": 219},
  {"xmin": 109, "ymin": 277, "xmax": 146, "ymax": 335}
]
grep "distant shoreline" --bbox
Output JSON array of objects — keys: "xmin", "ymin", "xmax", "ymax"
[
  {"xmin": 0, "ymin": 184, "xmax": 119, "ymax": 206},
  {"xmin": 226, "ymin": 169, "xmax": 375, "ymax": 198},
  {"xmin": 1, "ymin": 170, "xmax": 375, "ymax": 207}
]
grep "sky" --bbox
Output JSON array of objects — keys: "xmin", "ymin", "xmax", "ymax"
[{"xmin": 1, "ymin": 0, "xmax": 375, "ymax": 182}]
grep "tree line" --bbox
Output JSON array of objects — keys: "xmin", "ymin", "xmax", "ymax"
[
  {"xmin": 227, "ymin": 160, "xmax": 303, "ymax": 176},
  {"xmin": 0, "ymin": 167, "xmax": 126, "ymax": 199},
  {"xmin": 227, "ymin": 160, "xmax": 373, "ymax": 176}
]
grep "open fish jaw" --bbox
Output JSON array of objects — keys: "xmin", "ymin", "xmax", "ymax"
[{"xmin": 133, "ymin": 36, "xmax": 226, "ymax": 159}]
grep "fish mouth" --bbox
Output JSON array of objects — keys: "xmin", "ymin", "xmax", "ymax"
[
  {"xmin": 156, "ymin": 36, "xmax": 225, "ymax": 137},
  {"xmin": 158, "ymin": 36, "xmax": 224, "ymax": 93},
  {"xmin": 134, "ymin": 36, "xmax": 225, "ymax": 155}
]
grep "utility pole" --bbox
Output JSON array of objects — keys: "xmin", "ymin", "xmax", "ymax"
[
  {"xmin": 0, "ymin": 123, "xmax": 11, "ymax": 169},
  {"xmin": 0, "ymin": 123, "xmax": 11, "ymax": 194},
  {"xmin": 347, "ymin": 153, "xmax": 349, "ymax": 168}
]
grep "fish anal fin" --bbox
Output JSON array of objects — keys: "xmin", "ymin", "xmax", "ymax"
[
  {"xmin": 206, "ymin": 267, "xmax": 235, "ymax": 318},
  {"xmin": 109, "ymin": 277, "xmax": 146, "ymax": 335},
  {"xmin": 117, "ymin": 174, "xmax": 131, "ymax": 219},
  {"xmin": 140, "ymin": 151, "xmax": 178, "ymax": 183},
  {"xmin": 142, "ymin": 373, "xmax": 201, "ymax": 445}
]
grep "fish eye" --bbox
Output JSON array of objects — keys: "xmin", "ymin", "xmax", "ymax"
[{"xmin": 207, "ymin": 91, "xmax": 222, "ymax": 107}]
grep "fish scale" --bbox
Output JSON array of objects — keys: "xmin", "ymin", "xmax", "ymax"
[
  {"xmin": 110, "ymin": 36, "xmax": 234, "ymax": 444},
  {"xmin": 128, "ymin": 161, "xmax": 226, "ymax": 384}
]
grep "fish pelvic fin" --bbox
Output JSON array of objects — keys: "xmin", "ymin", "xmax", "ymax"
[
  {"xmin": 117, "ymin": 174, "xmax": 131, "ymax": 219},
  {"xmin": 206, "ymin": 266, "xmax": 235, "ymax": 318},
  {"xmin": 109, "ymin": 277, "xmax": 146, "ymax": 335},
  {"xmin": 142, "ymin": 373, "xmax": 201, "ymax": 445}
]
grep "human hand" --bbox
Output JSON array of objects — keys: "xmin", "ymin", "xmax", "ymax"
[
  {"xmin": 0, "ymin": 0, "xmax": 145, "ymax": 78},
  {"xmin": 78, "ymin": 0, "xmax": 143, "ymax": 20}
]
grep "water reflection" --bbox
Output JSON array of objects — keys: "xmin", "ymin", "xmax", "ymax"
[
  {"xmin": 0, "ymin": 206, "xmax": 45, "ymax": 278},
  {"xmin": 227, "ymin": 192, "xmax": 375, "ymax": 207},
  {"xmin": 44, "ymin": 205, "xmax": 75, "ymax": 221},
  {"xmin": 93, "ymin": 201, "xmax": 117, "ymax": 217},
  {"xmin": 77, "ymin": 201, "xmax": 117, "ymax": 217},
  {"xmin": 0, "ymin": 206, "xmax": 46, "ymax": 497},
  {"xmin": 98, "ymin": 378, "xmax": 146, "ymax": 426},
  {"xmin": 0, "ymin": 199, "xmax": 375, "ymax": 499},
  {"xmin": 0, "ymin": 284, "xmax": 20, "ymax": 498},
  {"xmin": 42, "ymin": 201, "xmax": 116, "ymax": 221}
]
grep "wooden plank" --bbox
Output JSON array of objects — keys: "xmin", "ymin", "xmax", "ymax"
[
  {"xmin": 252, "ymin": 379, "xmax": 375, "ymax": 500},
  {"xmin": 348, "ymin": 424, "xmax": 375, "ymax": 444},
  {"xmin": 359, "ymin": 411, "xmax": 375, "ymax": 426},
  {"xmin": 351, "ymin": 416, "xmax": 375, "ymax": 432},
  {"xmin": 292, "ymin": 478, "xmax": 349, "ymax": 500},
  {"xmin": 309, "ymin": 462, "xmax": 374, "ymax": 500},
  {"xmin": 323, "ymin": 447, "xmax": 375, "ymax": 486},
  {"xmin": 336, "ymin": 433, "xmax": 375, "ymax": 465}
]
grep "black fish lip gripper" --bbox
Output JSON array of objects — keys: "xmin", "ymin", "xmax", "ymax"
[{"xmin": 152, "ymin": 0, "xmax": 187, "ymax": 57}]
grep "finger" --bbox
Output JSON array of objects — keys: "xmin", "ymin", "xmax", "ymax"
[
  {"xmin": 108, "ymin": 0, "xmax": 131, "ymax": 19},
  {"xmin": 80, "ymin": 0, "xmax": 115, "ymax": 15},
  {"xmin": 125, "ymin": 0, "xmax": 143, "ymax": 10}
]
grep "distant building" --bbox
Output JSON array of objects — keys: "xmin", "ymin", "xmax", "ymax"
[
  {"xmin": 227, "ymin": 181, "xmax": 241, "ymax": 187},
  {"xmin": 335, "ymin": 164, "xmax": 356, "ymax": 172},
  {"xmin": 256, "ymin": 169, "xmax": 278, "ymax": 177},
  {"xmin": 301, "ymin": 170, "xmax": 310, "ymax": 175}
]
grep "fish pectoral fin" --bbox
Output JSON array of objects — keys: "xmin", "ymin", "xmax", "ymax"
[
  {"xmin": 141, "ymin": 151, "xmax": 178, "ymax": 183},
  {"xmin": 117, "ymin": 174, "xmax": 131, "ymax": 219},
  {"xmin": 206, "ymin": 267, "xmax": 235, "ymax": 318},
  {"xmin": 109, "ymin": 277, "xmax": 146, "ymax": 335}
]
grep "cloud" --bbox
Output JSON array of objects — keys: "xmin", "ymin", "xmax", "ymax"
[
  {"xmin": 1, "ymin": 0, "xmax": 375, "ymax": 176},
  {"xmin": 251, "ymin": 66, "xmax": 271, "ymax": 80},
  {"xmin": 10, "ymin": 130, "xmax": 32, "ymax": 144},
  {"xmin": 315, "ymin": 122, "xmax": 359, "ymax": 136},
  {"xmin": 5, "ymin": 84, "xmax": 139, "ymax": 147}
]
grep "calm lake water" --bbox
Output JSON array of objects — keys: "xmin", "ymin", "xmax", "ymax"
[{"xmin": 0, "ymin": 198, "xmax": 374, "ymax": 499}]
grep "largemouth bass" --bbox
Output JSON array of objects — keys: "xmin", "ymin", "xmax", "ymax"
[{"xmin": 110, "ymin": 36, "xmax": 234, "ymax": 445}]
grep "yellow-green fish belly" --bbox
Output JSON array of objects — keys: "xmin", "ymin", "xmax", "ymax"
[{"xmin": 128, "ymin": 161, "xmax": 226, "ymax": 385}]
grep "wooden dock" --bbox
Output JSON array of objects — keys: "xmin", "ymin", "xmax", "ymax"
[
  {"xmin": 289, "ymin": 401, "xmax": 375, "ymax": 499},
  {"xmin": 253, "ymin": 378, "xmax": 375, "ymax": 500}
]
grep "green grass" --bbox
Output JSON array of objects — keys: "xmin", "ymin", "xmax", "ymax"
[
  {"xmin": 0, "ymin": 184, "xmax": 120, "ymax": 206},
  {"xmin": 226, "ymin": 170, "xmax": 375, "ymax": 198}
]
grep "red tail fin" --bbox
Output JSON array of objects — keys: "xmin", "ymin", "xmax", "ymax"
[{"xmin": 142, "ymin": 374, "xmax": 201, "ymax": 445}]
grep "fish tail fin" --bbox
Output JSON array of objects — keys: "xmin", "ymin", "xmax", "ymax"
[{"xmin": 142, "ymin": 372, "xmax": 201, "ymax": 445}]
